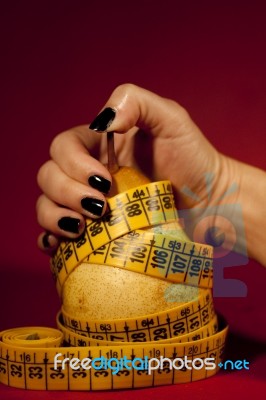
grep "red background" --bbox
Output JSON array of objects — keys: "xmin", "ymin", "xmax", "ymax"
[{"xmin": 0, "ymin": 1, "xmax": 266, "ymax": 399}]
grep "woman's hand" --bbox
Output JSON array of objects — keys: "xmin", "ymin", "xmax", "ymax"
[{"xmin": 36, "ymin": 84, "xmax": 266, "ymax": 267}]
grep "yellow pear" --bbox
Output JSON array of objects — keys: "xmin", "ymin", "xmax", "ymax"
[{"xmin": 62, "ymin": 133, "xmax": 197, "ymax": 320}]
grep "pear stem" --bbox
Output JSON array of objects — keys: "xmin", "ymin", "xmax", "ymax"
[{"xmin": 107, "ymin": 131, "xmax": 119, "ymax": 174}]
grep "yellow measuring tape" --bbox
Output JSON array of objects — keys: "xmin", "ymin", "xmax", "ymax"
[
  {"xmin": 0, "ymin": 181, "xmax": 228, "ymax": 391},
  {"xmin": 51, "ymin": 181, "xmax": 213, "ymax": 294}
]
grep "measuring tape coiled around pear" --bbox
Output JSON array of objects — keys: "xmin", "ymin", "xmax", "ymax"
[
  {"xmin": 57, "ymin": 313, "xmax": 220, "ymax": 347},
  {"xmin": 51, "ymin": 181, "xmax": 213, "ymax": 294},
  {"xmin": 0, "ymin": 181, "xmax": 229, "ymax": 391},
  {"xmin": 60, "ymin": 289, "xmax": 215, "ymax": 341}
]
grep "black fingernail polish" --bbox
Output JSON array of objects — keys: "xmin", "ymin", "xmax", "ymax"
[
  {"xmin": 88, "ymin": 175, "xmax": 111, "ymax": 194},
  {"xmin": 89, "ymin": 107, "xmax": 116, "ymax": 132},
  {"xmin": 81, "ymin": 197, "xmax": 104, "ymax": 217},
  {"xmin": 58, "ymin": 217, "xmax": 80, "ymax": 233},
  {"xmin": 42, "ymin": 233, "xmax": 51, "ymax": 248}
]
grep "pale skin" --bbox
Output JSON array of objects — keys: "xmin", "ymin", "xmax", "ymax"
[{"xmin": 36, "ymin": 84, "xmax": 266, "ymax": 267}]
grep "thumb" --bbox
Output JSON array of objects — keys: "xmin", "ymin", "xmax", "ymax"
[
  {"xmin": 89, "ymin": 83, "xmax": 202, "ymax": 140},
  {"xmin": 89, "ymin": 83, "xmax": 221, "ymax": 206}
]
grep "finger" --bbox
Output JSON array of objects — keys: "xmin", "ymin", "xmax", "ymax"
[
  {"xmin": 49, "ymin": 126, "xmax": 112, "ymax": 194},
  {"xmin": 37, "ymin": 232, "xmax": 59, "ymax": 255},
  {"xmin": 37, "ymin": 160, "xmax": 107, "ymax": 219},
  {"xmin": 36, "ymin": 194, "xmax": 85, "ymax": 238}
]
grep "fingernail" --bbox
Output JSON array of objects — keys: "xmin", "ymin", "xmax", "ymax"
[
  {"xmin": 89, "ymin": 107, "xmax": 116, "ymax": 132},
  {"xmin": 58, "ymin": 217, "xmax": 81, "ymax": 233},
  {"xmin": 42, "ymin": 233, "xmax": 51, "ymax": 248},
  {"xmin": 81, "ymin": 197, "xmax": 104, "ymax": 217},
  {"xmin": 88, "ymin": 175, "xmax": 111, "ymax": 194},
  {"xmin": 42, "ymin": 233, "xmax": 58, "ymax": 248}
]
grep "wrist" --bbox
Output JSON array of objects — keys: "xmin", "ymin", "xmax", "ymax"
[
  {"xmin": 235, "ymin": 159, "xmax": 266, "ymax": 266},
  {"xmin": 216, "ymin": 155, "xmax": 266, "ymax": 267}
]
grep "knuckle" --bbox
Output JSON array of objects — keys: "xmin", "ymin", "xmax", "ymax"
[
  {"xmin": 37, "ymin": 204, "xmax": 52, "ymax": 229},
  {"xmin": 49, "ymin": 132, "xmax": 65, "ymax": 159},
  {"xmin": 36, "ymin": 165, "xmax": 45, "ymax": 188},
  {"xmin": 35, "ymin": 196, "xmax": 47, "ymax": 226},
  {"xmin": 49, "ymin": 127, "xmax": 82, "ymax": 159},
  {"xmin": 36, "ymin": 211, "xmax": 43, "ymax": 227},
  {"xmin": 164, "ymin": 98, "xmax": 191, "ymax": 127},
  {"xmin": 35, "ymin": 195, "xmax": 43, "ymax": 214},
  {"xmin": 166, "ymin": 98, "xmax": 190, "ymax": 119},
  {"xmin": 112, "ymin": 83, "xmax": 138, "ymax": 99},
  {"xmin": 49, "ymin": 130, "xmax": 75, "ymax": 159},
  {"xmin": 36, "ymin": 160, "xmax": 52, "ymax": 188}
]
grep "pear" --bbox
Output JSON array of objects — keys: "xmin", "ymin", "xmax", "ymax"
[{"xmin": 62, "ymin": 134, "xmax": 197, "ymax": 320}]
